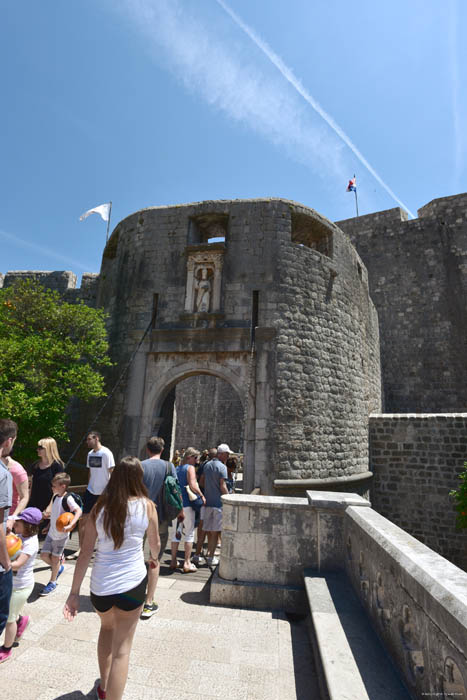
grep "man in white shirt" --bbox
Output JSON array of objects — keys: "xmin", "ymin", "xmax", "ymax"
[{"xmin": 74, "ymin": 431, "xmax": 114, "ymax": 557}]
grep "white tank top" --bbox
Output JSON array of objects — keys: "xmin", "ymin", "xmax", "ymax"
[{"xmin": 90, "ymin": 497, "xmax": 148, "ymax": 596}]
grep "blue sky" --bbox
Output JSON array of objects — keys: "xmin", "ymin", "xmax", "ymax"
[{"xmin": 1, "ymin": 0, "xmax": 465, "ymax": 281}]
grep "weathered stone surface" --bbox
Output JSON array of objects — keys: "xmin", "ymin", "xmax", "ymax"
[
  {"xmin": 345, "ymin": 504, "xmax": 467, "ymax": 699},
  {"xmin": 73, "ymin": 197, "xmax": 381, "ymax": 490},
  {"xmin": 369, "ymin": 413, "xmax": 467, "ymax": 571},
  {"xmin": 338, "ymin": 192, "xmax": 467, "ymax": 413}
]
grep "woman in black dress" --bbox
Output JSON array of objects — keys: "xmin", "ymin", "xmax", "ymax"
[{"xmin": 29, "ymin": 437, "xmax": 65, "ymax": 513}]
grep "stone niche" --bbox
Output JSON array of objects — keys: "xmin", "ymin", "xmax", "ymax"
[{"xmin": 184, "ymin": 246, "xmax": 224, "ymax": 314}]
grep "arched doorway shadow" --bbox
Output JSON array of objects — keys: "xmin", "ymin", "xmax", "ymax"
[{"xmin": 155, "ymin": 372, "xmax": 245, "ymax": 459}]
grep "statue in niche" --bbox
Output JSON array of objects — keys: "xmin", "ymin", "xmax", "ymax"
[{"xmin": 194, "ymin": 266, "xmax": 213, "ymax": 312}]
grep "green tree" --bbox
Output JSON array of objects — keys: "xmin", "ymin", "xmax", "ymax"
[
  {"xmin": 450, "ymin": 462, "xmax": 467, "ymax": 530},
  {"xmin": 0, "ymin": 279, "xmax": 112, "ymax": 464}
]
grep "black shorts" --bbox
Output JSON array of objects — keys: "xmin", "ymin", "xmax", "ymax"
[
  {"xmin": 83, "ymin": 489, "xmax": 100, "ymax": 515},
  {"xmin": 90, "ymin": 574, "xmax": 148, "ymax": 613}
]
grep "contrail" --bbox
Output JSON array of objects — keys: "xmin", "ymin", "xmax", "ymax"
[
  {"xmin": 0, "ymin": 228, "xmax": 89, "ymax": 272},
  {"xmin": 216, "ymin": 0, "xmax": 415, "ymax": 219}
]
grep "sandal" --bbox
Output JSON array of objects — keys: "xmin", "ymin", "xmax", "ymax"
[
  {"xmin": 183, "ymin": 563, "xmax": 197, "ymax": 573},
  {"xmin": 169, "ymin": 563, "xmax": 178, "ymax": 570}
]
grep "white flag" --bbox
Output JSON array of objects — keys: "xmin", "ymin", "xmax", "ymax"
[{"xmin": 79, "ymin": 203, "xmax": 111, "ymax": 222}]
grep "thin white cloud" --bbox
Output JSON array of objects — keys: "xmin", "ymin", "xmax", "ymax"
[
  {"xmin": 216, "ymin": 0, "xmax": 415, "ymax": 218},
  {"xmin": 0, "ymin": 228, "xmax": 89, "ymax": 272},
  {"xmin": 114, "ymin": 1, "xmax": 350, "ymax": 186},
  {"xmin": 115, "ymin": 0, "xmax": 414, "ymax": 216}
]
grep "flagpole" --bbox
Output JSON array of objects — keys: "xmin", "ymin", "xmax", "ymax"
[
  {"xmin": 353, "ymin": 174, "xmax": 359, "ymax": 217},
  {"xmin": 105, "ymin": 201, "xmax": 112, "ymax": 243}
]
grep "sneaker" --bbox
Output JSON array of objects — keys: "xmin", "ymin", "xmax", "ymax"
[
  {"xmin": 57, "ymin": 564, "xmax": 65, "ymax": 579},
  {"xmin": 140, "ymin": 602, "xmax": 159, "ymax": 619},
  {"xmin": 191, "ymin": 554, "xmax": 202, "ymax": 565},
  {"xmin": 15, "ymin": 615, "xmax": 30, "ymax": 641},
  {"xmin": 205, "ymin": 556, "xmax": 219, "ymax": 566},
  {"xmin": 40, "ymin": 581, "xmax": 58, "ymax": 596},
  {"xmin": 0, "ymin": 647, "xmax": 12, "ymax": 663},
  {"xmin": 96, "ymin": 683, "xmax": 106, "ymax": 699}
]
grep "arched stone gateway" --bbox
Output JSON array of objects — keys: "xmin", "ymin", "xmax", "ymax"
[{"xmin": 95, "ymin": 198, "xmax": 381, "ymax": 494}]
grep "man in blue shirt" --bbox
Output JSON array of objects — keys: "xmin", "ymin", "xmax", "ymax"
[
  {"xmin": 202, "ymin": 443, "xmax": 230, "ymax": 566},
  {"xmin": 0, "ymin": 419, "xmax": 16, "ymax": 637}
]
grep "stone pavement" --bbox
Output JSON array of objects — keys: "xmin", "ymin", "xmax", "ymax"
[{"xmin": 0, "ymin": 537, "xmax": 320, "ymax": 700}]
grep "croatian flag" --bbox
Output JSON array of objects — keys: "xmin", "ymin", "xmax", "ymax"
[{"xmin": 346, "ymin": 177, "xmax": 356, "ymax": 193}]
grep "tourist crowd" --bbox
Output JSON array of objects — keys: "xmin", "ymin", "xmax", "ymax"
[{"xmin": 0, "ymin": 418, "xmax": 238, "ymax": 699}]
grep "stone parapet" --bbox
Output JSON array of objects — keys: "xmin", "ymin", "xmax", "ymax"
[
  {"xmin": 345, "ymin": 505, "xmax": 467, "ymax": 699},
  {"xmin": 212, "ymin": 491, "xmax": 467, "ymax": 698}
]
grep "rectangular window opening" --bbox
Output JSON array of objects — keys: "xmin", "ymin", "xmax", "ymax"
[
  {"xmin": 152, "ymin": 293, "xmax": 159, "ymax": 329},
  {"xmin": 251, "ymin": 290, "xmax": 259, "ymax": 346}
]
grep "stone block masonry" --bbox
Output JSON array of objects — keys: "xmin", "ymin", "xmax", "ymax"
[
  {"xmin": 369, "ymin": 413, "xmax": 467, "ymax": 571},
  {"xmin": 0, "ymin": 269, "xmax": 99, "ymax": 307},
  {"xmin": 337, "ymin": 192, "xmax": 467, "ymax": 413},
  {"xmin": 95, "ymin": 198, "xmax": 381, "ymax": 493}
]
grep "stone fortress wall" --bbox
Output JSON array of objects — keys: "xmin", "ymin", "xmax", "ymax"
[
  {"xmin": 337, "ymin": 192, "xmax": 467, "ymax": 414},
  {"xmin": 4, "ymin": 192, "xmax": 467, "ymax": 567},
  {"xmin": 337, "ymin": 192, "xmax": 467, "ymax": 570}
]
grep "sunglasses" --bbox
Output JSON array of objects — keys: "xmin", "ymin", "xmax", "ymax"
[{"xmin": 37, "ymin": 445, "xmax": 45, "ymax": 450}]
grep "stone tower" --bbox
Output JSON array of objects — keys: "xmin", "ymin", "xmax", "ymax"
[{"xmin": 93, "ymin": 198, "xmax": 381, "ymax": 494}]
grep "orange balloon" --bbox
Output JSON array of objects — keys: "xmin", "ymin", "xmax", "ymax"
[
  {"xmin": 56, "ymin": 512, "xmax": 74, "ymax": 532},
  {"xmin": 6, "ymin": 533, "xmax": 22, "ymax": 560}
]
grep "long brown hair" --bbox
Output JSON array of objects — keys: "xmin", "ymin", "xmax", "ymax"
[{"xmin": 92, "ymin": 456, "xmax": 148, "ymax": 549}]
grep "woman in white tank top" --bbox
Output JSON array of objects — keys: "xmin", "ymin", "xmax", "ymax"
[{"xmin": 63, "ymin": 457, "xmax": 160, "ymax": 700}]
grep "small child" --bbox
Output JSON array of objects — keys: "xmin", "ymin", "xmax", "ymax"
[
  {"xmin": 40, "ymin": 472, "xmax": 82, "ymax": 596},
  {"xmin": 0, "ymin": 506, "xmax": 41, "ymax": 663}
]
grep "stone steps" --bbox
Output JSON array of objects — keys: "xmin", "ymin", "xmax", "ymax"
[{"xmin": 304, "ymin": 569, "xmax": 411, "ymax": 700}]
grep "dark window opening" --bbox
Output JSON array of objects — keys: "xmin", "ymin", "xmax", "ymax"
[
  {"xmin": 251, "ymin": 290, "xmax": 259, "ymax": 346},
  {"xmin": 291, "ymin": 212, "xmax": 333, "ymax": 258},
  {"xmin": 151, "ymin": 293, "xmax": 159, "ymax": 329},
  {"xmin": 188, "ymin": 213, "xmax": 229, "ymax": 245}
]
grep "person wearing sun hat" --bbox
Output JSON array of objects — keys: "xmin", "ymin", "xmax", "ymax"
[
  {"xmin": 0, "ymin": 506, "xmax": 41, "ymax": 663},
  {"xmin": 201, "ymin": 443, "xmax": 231, "ymax": 567}
]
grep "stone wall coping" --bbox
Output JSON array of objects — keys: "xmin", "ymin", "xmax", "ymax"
[
  {"xmin": 346, "ymin": 506, "xmax": 467, "ymax": 628},
  {"xmin": 369, "ymin": 412, "xmax": 467, "ymax": 419},
  {"xmin": 274, "ymin": 472, "xmax": 373, "ymax": 490},
  {"xmin": 306, "ymin": 490, "xmax": 371, "ymax": 509},
  {"xmin": 221, "ymin": 494, "xmax": 308, "ymax": 508}
]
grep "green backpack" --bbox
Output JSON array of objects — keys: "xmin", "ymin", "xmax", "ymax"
[{"xmin": 161, "ymin": 462, "xmax": 183, "ymax": 522}]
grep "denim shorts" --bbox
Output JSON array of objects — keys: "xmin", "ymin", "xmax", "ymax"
[{"xmin": 42, "ymin": 533, "xmax": 68, "ymax": 557}]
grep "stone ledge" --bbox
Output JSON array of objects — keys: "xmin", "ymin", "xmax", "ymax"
[
  {"xmin": 221, "ymin": 494, "xmax": 308, "ymax": 508},
  {"xmin": 274, "ymin": 471, "xmax": 374, "ymax": 493},
  {"xmin": 210, "ymin": 567, "xmax": 306, "ymax": 614},
  {"xmin": 370, "ymin": 413, "xmax": 467, "ymax": 419},
  {"xmin": 304, "ymin": 570, "xmax": 410, "ymax": 700},
  {"xmin": 306, "ymin": 490, "xmax": 371, "ymax": 510}
]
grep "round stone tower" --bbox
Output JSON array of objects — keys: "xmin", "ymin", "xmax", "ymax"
[{"xmin": 94, "ymin": 198, "xmax": 381, "ymax": 494}]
